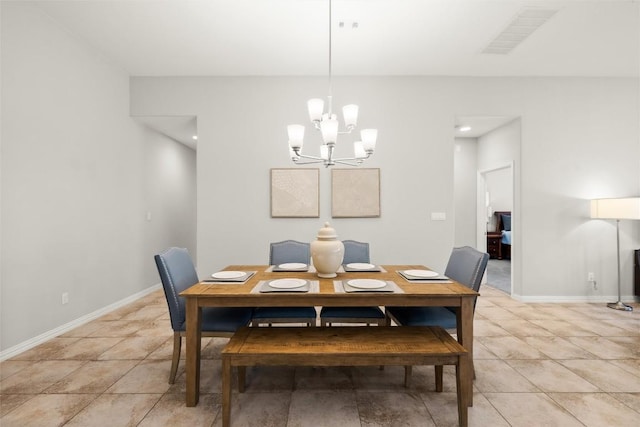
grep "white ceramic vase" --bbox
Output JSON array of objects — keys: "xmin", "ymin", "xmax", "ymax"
[{"xmin": 311, "ymin": 222, "xmax": 344, "ymax": 278}]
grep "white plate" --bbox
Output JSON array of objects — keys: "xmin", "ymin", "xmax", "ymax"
[
  {"xmin": 211, "ymin": 271, "xmax": 246, "ymax": 279},
  {"xmin": 346, "ymin": 263, "xmax": 376, "ymax": 270},
  {"xmin": 347, "ymin": 279, "xmax": 387, "ymax": 289},
  {"xmin": 404, "ymin": 269, "xmax": 439, "ymax": 278},
  {"xmin": 278, "ymin": 263, "xmax": 307, "ymax": 269},
  {"xmin": 268, "ymin": 278, "xmax": 307, "ymax": 289}
]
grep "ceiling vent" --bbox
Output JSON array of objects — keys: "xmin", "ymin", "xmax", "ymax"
[{"xmin": 482, "ymin": 8, "xmax": 558, "ymax": 55}]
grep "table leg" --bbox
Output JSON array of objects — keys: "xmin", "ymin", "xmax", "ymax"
[
  {"xmin": 185, "ymin": 297, "xmax": 202, "ymax": 406},
  {"xmin": 457, "ymin": 298, "xmax": 474, "ymax": 407}
]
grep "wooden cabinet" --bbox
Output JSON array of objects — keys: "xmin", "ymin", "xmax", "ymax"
[{"xmin": 487, "ymin": 233, "xmax": 502, "ymax": 259}]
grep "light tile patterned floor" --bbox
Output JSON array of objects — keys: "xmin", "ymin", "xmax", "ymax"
[{"xmin": 1, "ymin": 286, "xmax": 639, "ymax": 426}]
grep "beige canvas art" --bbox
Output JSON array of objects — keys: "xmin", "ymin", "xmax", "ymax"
[
  {"xmin": 332, "ymin": 168, "xmax": 380, "ymax": 218},
  {"xmin": 270, "ymin": 168, "xmax": 319, "ymax": 217}
]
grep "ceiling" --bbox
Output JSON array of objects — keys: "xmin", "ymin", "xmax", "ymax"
[
  {"xmin": 31, "ymin": 0, "xmax": 639, "ymax": 77},
  {"xmin": 27, "ymin": 0, "xmax": 639, "ymax": 146}
]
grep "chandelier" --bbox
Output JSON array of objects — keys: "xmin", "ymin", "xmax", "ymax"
[{"xmin": 287, "ymin": 0, "xmax": 378, "ymax": 167}]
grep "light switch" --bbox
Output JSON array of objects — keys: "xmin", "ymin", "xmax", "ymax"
[
  {"xmin": 146, "ymin": 211, "xmax": 152, "ymax": 221},
  {"xmin": 431, "ymin": 212, "xmax": 446, "ymax": 221}
]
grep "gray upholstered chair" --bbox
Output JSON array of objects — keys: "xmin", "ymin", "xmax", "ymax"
[
  {"xmin": 250, "ymin": 240, "xmax": 317, "ymax": 326},
  {"xmin": 268, "ymin": 239, "xmax": 310, "ymax": 266},
  {"xmin": 342, "ymin": 240, "xmax": 370, "ymax": 265},
  {"xmin": 319, "ymin": 240, "xmax": 385, "ymax": 326},
  {"xmin": 154, "ymin": 247, "xmax": 253, "ymax": 383},
  {"xmin": 385, "ymin": 246, "xmax": 489, "ymax": 387}
]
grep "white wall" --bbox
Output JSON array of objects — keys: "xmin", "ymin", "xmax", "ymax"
[
  {"xmin": 453, "ymin": 138, "xmax": 478, "ymax": 247},
  {"xmin": 131, "ymin": 76, "xmax": 640, "ymax": 302},
  {"xmin": 0, "ymin": 3, "xmax": 196, "ymax": 352}
]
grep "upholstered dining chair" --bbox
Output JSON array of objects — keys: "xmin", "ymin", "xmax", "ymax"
[
  {"xmin": 250, "ymin": 240, "xmax": 317, "ymax": 326},
  {"xmin": 319, "ymin": 240, "xmax": 386, "ymax": 326},
  {"xmin": 155, "ymin": 247, "xmax": 253, "ymax": 383},
  {"xmin": 385, "ymin": 246, "xmax": 489, "ymax": 388}
]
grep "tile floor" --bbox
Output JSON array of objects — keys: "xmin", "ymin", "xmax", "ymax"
[{"xmin": 1, "ymin": 286, "xmax": 639, "ymax": 426}]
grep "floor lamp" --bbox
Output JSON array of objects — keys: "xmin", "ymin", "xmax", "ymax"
[{"xmin": 591, "ymin": 197, "xmax": 640, "ymax": 311}]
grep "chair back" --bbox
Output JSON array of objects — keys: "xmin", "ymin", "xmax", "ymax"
[
  {"xmin": 342, "ymin": 240, "xmax": 370, "ymax": 264},
  {"xmin": 154, "ymin": 247, "xmax": 199, "ymax": 331},
  {"xmin": 444, "ymin": 246, "xmax": 490, "ymax": 305},
  {"xmin": 269, "ymin": 240, "xmax": 310, "ymax": 265}
]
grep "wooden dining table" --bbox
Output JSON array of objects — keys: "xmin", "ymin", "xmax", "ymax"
[{"xmin": 180, "ymin": 264, "xmax": 479, "ymax": 407}]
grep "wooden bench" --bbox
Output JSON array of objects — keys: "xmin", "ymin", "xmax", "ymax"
[{"xmin": 221, "ymin": 326, "xmax": 469, "ymax": 427}]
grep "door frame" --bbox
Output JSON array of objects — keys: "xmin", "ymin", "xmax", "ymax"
[{"xmin": 477, "ymin": 161, "xmax": 514, "ymax": 294}]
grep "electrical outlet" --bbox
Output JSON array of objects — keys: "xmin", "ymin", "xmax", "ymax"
[
  {"xmin": 62, "ymin": 292, "xmax": 69, "ymax": 305},
  {"xmin": 587, "ymin": 272, "xmax": 595, "ymax": 282}
]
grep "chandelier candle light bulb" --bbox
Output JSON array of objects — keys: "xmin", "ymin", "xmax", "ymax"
[
  {"xmin": 342, "ymin": 104, "xmax": 358, "ymax": 128},
  {"xmin": 361, "ymin": 129, "xmax": 378, "ymax": 152},
  {"xmin": 287, "ymin": 125, "xmax": 305, "ymax": 149},
  {"xmin": 320, "ymin": 116, "xmax": 339, "ymax": 144},
  {"xmin": 307, "ymin": 99, "xmax": 324, "ymax": 122}
]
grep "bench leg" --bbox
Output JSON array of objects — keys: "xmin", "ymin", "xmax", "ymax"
[
  {"xmin": 456, "ymin": 361, "xmax": 468, "ymax": 427},
  {"xmin": 458, "ymin": 352, "xmax": 471, "ymax": 409},
  {"xmin": 404, "ymin": 366, "xmax": 412, "ymax": 387},
  {"xmin": 222, "ymin": 358, "xmax": 231, "ymax": 427},
  {"xmin": 435, "ymin": 365, "xmax": 443, "ymax": 392}
]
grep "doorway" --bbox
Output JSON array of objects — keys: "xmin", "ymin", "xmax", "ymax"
[
  {"xmin": 453, "ymin": 116, "xmax": 520, "ymax": 296},
  {"xmin": 479, "ymin": 164, "xmax": 514, "ymax": 294}
]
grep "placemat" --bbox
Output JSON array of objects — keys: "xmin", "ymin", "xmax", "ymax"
[
  {"xmin": 333, "ymin": 280, "xmax": 403, "ymax": 293},
  {"xmin": 202, "ymin": 271, "xmax": 256, "ymax": 283},
  {"xmin": 265, "ymin": 265, "xmax": 317, "ymax": 273},
  {"xmin": 397, "ymin": 270, "xmax": 452, "ymax": 283},
  {"xmin": 342, "ymin": 264, "xmax": 386, "ymax": 272},
  {"xmin": 251, "ymin": 280, "xmax": 320, "ymax": 294}
]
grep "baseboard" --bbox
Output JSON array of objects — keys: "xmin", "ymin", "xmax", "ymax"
[
  {"xmin": 514, "ymin": 294, "xmax": 637, "ymax": 303},
  {"xmin": 0, "ymin": 284, "xmax": 162, "ymax": 361}
]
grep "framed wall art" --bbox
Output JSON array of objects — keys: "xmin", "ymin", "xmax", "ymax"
[
  {"xmin": 270, "ymin": 168, "xmax": 320, "ymax": 218},
  {"xmin": 331, "ymin": 168, "xmax": 380, "ymax": 218}
]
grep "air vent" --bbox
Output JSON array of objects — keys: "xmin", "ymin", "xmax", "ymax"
[{"xmin": 482, "ymin": 8, "xmax": 558, "ymax": 55}]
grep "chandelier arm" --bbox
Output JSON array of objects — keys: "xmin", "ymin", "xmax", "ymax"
[
  {"xmin": 294, "ymin": 153, "xmax": 326, "ymax": 162},
  {"xmin": 332, "ymin": 153, "xmax": 371, "ymax": 163},
  {"xmin": 293, "ymin": 158, "xmax": 326, "ymax": 165},
  {"xmin": 333, "ymin": 159, "xmax": 362, "ymax": 167}
]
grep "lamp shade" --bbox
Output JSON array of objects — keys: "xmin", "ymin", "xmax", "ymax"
[
  {"xmin": 591, "ymin": 197, "xmax": 640, "ymax": 220},
  {"xmin": 287, "ymin": 124, "xmax": 305, "ymax": 149},
  {"xmin": 320, "ymin": 117, "xmax": 339, "ymax": 144},
  {"xmin": 354, "ymin": 141, "xmax": 366, "ymax": 159},
  {"xmin": 307, "ymin": 98, "xmax": 324, "ymax": 122},
  {"xmin": 361, "ymin": 129, "xmax": 378, "ymax": 152},
  {"xmin": 320, "ymin": 144, "xmax": 329, "ymax": 160},
  {"xmin": 342, "ymin": 104, "xmax": 358, "ymax": 128}
]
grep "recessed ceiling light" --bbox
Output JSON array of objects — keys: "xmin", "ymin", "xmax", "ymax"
[
  {"xmin": 457, "ymin": 126, "xmax": 471, "ymax": 132},
  {"xmin": 192, "ymin": 135, "xmax": 198, "ymax": 140}
]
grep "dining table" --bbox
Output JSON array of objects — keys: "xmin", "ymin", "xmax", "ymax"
[{"xmin": 180, "ymin": 264, "xmax": 478, "ymax": 407}]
